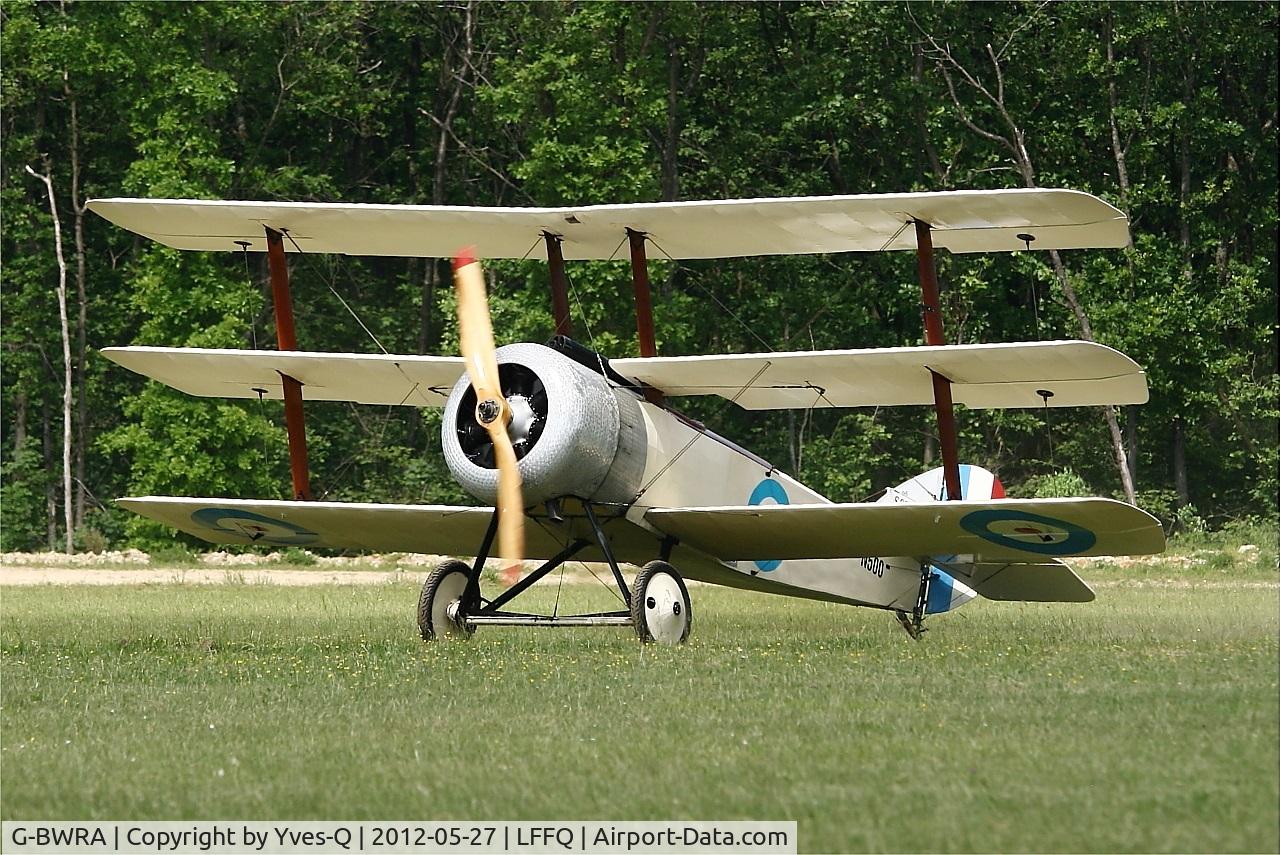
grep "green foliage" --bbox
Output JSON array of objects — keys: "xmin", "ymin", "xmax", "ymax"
[
  {"xmin": 272, "ymin": 547, "xmax": 317, "ymax": 567},
  {"xmin": 1009, "ymin": 468, "xmax": 1093, "ymax": 500},
  {"xmin": 2, "ymin": 2, "xmax": 1275, "ymax": 551},
  {"xmin": 147, "ymin": 542, "xmax": 200, "ymax": 567},
  {"xmin": 0, "ymin": 443, "xmax": 50, "ymax": 552}
]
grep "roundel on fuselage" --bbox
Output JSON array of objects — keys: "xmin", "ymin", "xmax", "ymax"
[{"xmin": 748, "ymin": 478, "xmax": 789, "ymax": 572}]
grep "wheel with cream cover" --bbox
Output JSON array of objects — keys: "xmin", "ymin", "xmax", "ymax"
[
  {"xmin": 631, "ymin": 560, "xmax": 692, "ymax": 645},
  {"xmin": 417, "ymin": 560, "xmax": 474, "ymax": 641}
]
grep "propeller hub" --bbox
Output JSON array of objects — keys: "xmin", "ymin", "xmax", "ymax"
[{"xmin": 476, "ymin": 398, "xmax": 503, "ymax": 425}]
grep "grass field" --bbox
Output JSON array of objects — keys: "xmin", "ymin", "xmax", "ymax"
[{"xmin": 2, "ymin": 566, "xmax": 1277, "ymax": 853}]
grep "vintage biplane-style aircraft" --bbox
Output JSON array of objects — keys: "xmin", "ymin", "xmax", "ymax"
[{"xmin": 88, "ymin": 190, "xmax": 1164, "ymax": 644}]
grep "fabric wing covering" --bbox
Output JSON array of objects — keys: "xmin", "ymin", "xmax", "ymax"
[
  {"xmin": 102, "ymin": 340, "xmax": 1145, "ymax": 411},
  {"xmin": 613, "ymin": 340, "xmax": 1148, "ymax": 409},
  {"xmin": 86, "ymin": 189, "xmax": 1128, "ymax": 259},
  {"xmin": 101, "ymin": 347, "xmax": 464, "ymax": 407},
  {"xmin": 643, "ymin": 498, "xmax": 1165, "ymax": 561}
]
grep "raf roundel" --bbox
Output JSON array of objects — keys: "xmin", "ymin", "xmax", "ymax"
[
  {"xmin": 190, "ymin": 507, "xmax": 319, "ymax": 546},
  {"xmin": 959, "ymin": 509, "xmax": 1097, "ymax": 555},
  {"xmin": 748, "ymin": 478, "xmax": 790, "ymax": 572}
]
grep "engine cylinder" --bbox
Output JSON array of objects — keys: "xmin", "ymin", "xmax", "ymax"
[{"xmin": 441, "ymin": 343, "xmax": 648, "ymax": 507}]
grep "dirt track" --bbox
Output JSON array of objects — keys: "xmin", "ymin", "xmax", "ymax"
[
  {"xmin": 0, "ymin": 567, "xmax": 432, "ymax": 586},
  {"xmin": 1, "ymin": 566, "xmax": 1274, "ymax": 590},
  {"xmin": 0, "ymin": 552, "xmax": 624, "ymax": 587}
]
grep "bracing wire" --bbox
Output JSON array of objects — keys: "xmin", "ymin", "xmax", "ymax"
[
  {"xmin": 530, "ymin": 518, "xmax": 626, "ymax": 608},
  {"xmin": 1020, "ymin": 233, "xmax": 1041, "ymax": 341},
  {"xmin": 646, "ymin": 236, "xmax": 776, "ymax": 353},
  {"xmin": 281, "ymin": 230, "xmax": 390, "ymax": 354},
  {"xmin": 236, "ymin": 241, "xmax": 259, "ymax": 350},
  {"xmin": 632, "ymin": 360, "xmax": 772, "ymax": 502}
]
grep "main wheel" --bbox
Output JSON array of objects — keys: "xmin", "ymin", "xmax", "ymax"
[
  {"xmin": 417, "ymin": 560, "xmax": 475, "ymax": 641},
  {"xmin": 631, "ymin": 560, "xmax": 692, "ymax": 645}
]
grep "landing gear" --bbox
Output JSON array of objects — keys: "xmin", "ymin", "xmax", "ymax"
[
  {"xmin": 632, "ymin": 560, "xmax": 692, "ymax": 645},
  {"xmin": 415, "ymin": 502, "xmax": 694, "ymax": 643},
  {"xmin": 417, "ymin": 560, "xmax": 475, "ymax": 641},
  {"xmin": 894, "ymin": 563, "xmax": 934, "ymax": 640}
]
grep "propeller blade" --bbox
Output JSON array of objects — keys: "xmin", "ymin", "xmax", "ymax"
[{"xmin": 453, "ymin": 249, "xmax": 524, "ymax": 581}]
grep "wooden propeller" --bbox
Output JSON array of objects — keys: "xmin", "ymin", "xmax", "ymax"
[{"xmin": 453, "ymin": 249, "xmax": 524, "ymax": 582}]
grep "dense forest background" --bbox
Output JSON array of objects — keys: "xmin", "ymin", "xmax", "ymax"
[{"xmin": 2, "ymin": 1, "xmax": 1275, "ymax": 552}]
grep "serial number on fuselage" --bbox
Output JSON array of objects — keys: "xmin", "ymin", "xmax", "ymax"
[{"xmin": 859, "ymin": 556, "xmax": 889, "ymax": 577}]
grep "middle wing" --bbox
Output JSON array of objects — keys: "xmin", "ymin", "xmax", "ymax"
[
  {"xmin": 104, "ymin": 340, "xmax": 1144, "ymax": 411},
  {"xmin": 645, "ymin": 498, "xmax": 1164, "ymax": 561},
  {"xmin": 613, "ymin": 340, "xmax": 1147, "ymax": 409},
  {"xmin": 102, "ymin": 347, "xmax": 464, "ymax": 406}
]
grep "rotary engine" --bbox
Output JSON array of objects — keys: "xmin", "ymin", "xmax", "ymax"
[{"xmin": 441, "ymin": 343, "xmax": 649, "ymax": 508}]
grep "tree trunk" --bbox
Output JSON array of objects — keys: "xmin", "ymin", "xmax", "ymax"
[
  {"xmin": 420, "ymin": 2, "xmax": 474, "ymax": 353},
  {"xmin": 27, "ymin": 163, "xmax": 75, "ymax": 553},
  {"xmin": 42, "ymin": 403, "xmax": 55, "ymax": 551},
  {"xmin": 661, "ymin": 35, "xmax": 682, "ymax": 202},
  {"xmin": 1125, "ymin": 406, "xmax": 1138, "ymax": 486},
  {"xmin": 1172, "ymin": 416, "xmax": 1189, "ymax": 508},
  {"xmin": 66, "ymin": 75, "xmax": 89, "ymax": 530},
  {"xmin": 13, "ymin": 392, "xmax": 28, "ymax": 455},
  {"xmin": 1105, "ymin": 11, "xmax": 1140, "ymax": 496},
  {"xmin": 924, "ymin": 30, "xmax": 1137, "ymax": 503}
]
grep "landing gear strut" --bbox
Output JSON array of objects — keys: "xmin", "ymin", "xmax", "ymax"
[
  {"xmin": 415, "ymin": 502, "xmax": 692, "ymax": 644},
  {"xmin": 895, "ymin": 564, "xmax": 934, "ymax": 640}
]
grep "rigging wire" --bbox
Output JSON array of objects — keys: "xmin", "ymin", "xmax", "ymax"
[
  {"xmin": 272, "ymin": 230, "xmax": 420, "ymax": 498},
  {"xmin": 1019, "ymin": 233, "xmax": 1041, "ymax": 341},
  {"xmin": 530, "ymin": 517, "xmax": 627, "ymax": 608},
  {"xmin": 236, "ymin": 240, "xmax": 275, "ymax": 477},
  {"xmin": 564, "ymin": 234, "xmax": 637, "ymax": 380},
  {"xmin": 281, "ymin": 230, "xmax": 390, "ymax": 354},
  {"xmin": 646, "ymin": 236, "xmax": 776, "ymax": 353},
  {"xmin": 236, "ymin": 241, "xmax": 259, "ymax": 350},
  {"xmin": 1040, "ymin": 390, "xmax": 1055, "ymax": 465},
  {"xmin": 632, "ymin": 360, "xmax": 772, "ymax": 502},
  {"xmin": 877, "ymin": 219, "xmax": 912, "ymax": 254}
]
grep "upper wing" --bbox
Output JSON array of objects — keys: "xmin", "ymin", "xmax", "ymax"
[
  {"xmin": 102, "ymin": 347, "xmax": 464, "ymax": 406},
  {"xmin": 613, "ymin": 340, "xmax": 1148, "ymax": 409},
  {"xmin": 644, "ymin": 498, "xmax": 1164, "ymax": 561},
  {"xmin": 86, "ymin": 189, "xmax": 1128, "ymax": 259}
]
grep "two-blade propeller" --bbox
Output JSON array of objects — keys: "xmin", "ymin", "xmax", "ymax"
[{"xmin": 453, "ymin": 250, "xmax": 524, "ymax": 582}]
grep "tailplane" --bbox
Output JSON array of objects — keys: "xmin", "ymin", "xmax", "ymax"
[{"xmin": 880, "ymin": 465, "xmax": 1095, "ymax": 607}]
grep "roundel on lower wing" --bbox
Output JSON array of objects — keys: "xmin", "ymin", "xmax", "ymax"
[
  {"xmin": 748, "ymin": 478, "xmax": 789, "ymax": 572},
  {"xmin": 190, "ymin": 508, "xmax": 319, "ymax": 546},
  {"xmin": 959, "ymin": 509, "xmax": 1096, "ymax": 556}
]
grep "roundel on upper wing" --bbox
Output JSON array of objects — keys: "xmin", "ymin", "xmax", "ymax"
[
  {"xmin": 190, "ymin": 507, "xmax": 319, "ymax": 546},
  {"xmin": 959, "ymin": 509, "xmax": 1096, "ymax": 556},
  {"xmin": 748, "ymin": 478, "xmax": 789, "ymax": 572}
]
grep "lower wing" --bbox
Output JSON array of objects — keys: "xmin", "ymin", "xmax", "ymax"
[
  {"xmin": 119, "ymin": 497, "xmax": 496, "ymax": 553},
  {"xmin": 117, "ymin": 496, "xmax": 674, "ymax": 570},
  {"xmin": 644, "ymin": 498, "xmax": 1164, "ymax": 561}
]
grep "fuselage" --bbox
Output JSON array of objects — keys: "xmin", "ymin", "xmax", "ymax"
[{"xmin": 624, "ymin": 394, "xmax": 925, "ymax": 611}]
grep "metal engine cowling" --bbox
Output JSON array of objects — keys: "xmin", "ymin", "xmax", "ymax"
[{"xmin": 441, "ymin": 343, "xmax": 648, "ymax": 507}]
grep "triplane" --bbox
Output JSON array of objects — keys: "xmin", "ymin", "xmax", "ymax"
[{"xmin": 90, "ymin": 190, "xmax": 1164, "ymax": 644}]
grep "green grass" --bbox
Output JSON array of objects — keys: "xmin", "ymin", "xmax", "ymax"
[{"xmin": 2, "ymin": 579, "xmax": 1276, "ymax": 853}]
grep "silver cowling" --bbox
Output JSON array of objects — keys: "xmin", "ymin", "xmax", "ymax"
[{"xmin": 441, "ymin": 343, "xmax": 648, "ymax": 507}]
